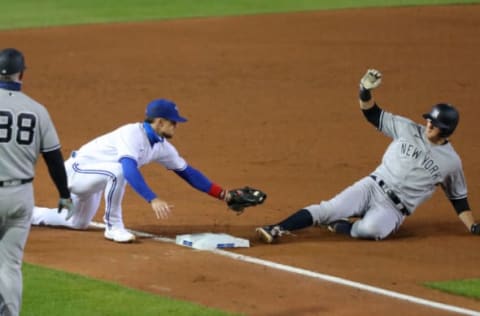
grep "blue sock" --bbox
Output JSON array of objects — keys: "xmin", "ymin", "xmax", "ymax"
[
  {"xmin": 332, "ymin": 220, "xmax": 352, "ymax": 235},
  {"xmin": 275, "ymin": 209, "xmax": 313, "ymax": 231}
]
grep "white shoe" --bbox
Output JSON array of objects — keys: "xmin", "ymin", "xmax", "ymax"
[
  {"xmin": 104, "ymin": 227, "xmax": 135, "ymax": 243},
  {"xmin": 31, "ymin": 207, "xmax": 54, "ymax": 225}
]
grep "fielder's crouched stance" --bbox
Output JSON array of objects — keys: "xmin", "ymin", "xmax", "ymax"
[
  {"xmin": 256, "ymin": 69, "xmax": 478, "ymax": 243},
  {"xmin": 32, "ymin": 99, "xmax": 266, "ymax": 243}
]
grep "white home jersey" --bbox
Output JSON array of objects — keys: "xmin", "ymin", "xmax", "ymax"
[{"xmin": 72, "ymin": 123, "xmax": 187, "ymax": 170}]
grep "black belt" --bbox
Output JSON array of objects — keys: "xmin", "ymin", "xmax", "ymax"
[
  {"xmin": 370, "ymin": 175, "xmax": 409, "ymax": 216},
  {"xmin": 0, "ymin": 177, "xmax": 34, "ymax": 187}
]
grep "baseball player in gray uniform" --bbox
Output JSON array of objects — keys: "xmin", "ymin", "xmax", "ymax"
[
  {"xmin": 0, "ymin": 48, "xmax": 73, "ymax": 316},
  {"xmin": 256, "ymin": 68, "xmax": 478, "ymax": 243}
]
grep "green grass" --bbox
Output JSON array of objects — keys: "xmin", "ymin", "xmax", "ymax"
[
  {"xmin": 424, "ymin": 279, "xmax": 480, "ymax": 301},
  {"xmin": 0, "ymin": 0, "xmax": 479, "ymax": 30},
  {"xmin": 22, "ymin": 263, "xmax": 238, "ymax": 316}
]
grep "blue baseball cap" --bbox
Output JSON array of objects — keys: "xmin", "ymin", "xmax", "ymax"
[{"xmin": 145, "ymin": 99, "xmax": 187, "ymax": 122}]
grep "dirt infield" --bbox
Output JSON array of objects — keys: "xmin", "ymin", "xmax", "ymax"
[{"xmin": 3, "ymin": 4, "xmax": 479, "ymax": 315}]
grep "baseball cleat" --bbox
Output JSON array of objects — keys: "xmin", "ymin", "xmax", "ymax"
[
  {"xmin": 104, "ymin": 227, "xmax": 136, "ymax": 243},
  {"xmin": 255, "ymin": 225, "xmax": 287, "ymax": 244}
]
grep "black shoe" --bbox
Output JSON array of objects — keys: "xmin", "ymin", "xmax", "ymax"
[
  {"xmin": 327, "ymin": 219, "xmax": 352, "ymax": 235},
  {"xmin": 255, "ymin": 225, "xmax": 288, "ymax": 244}
]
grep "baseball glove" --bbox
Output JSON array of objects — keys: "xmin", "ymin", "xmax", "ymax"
[{"xmin": 227, "ymin": 186, "xmax": 267, "ymax": 213}]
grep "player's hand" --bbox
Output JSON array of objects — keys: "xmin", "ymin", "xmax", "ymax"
[
  {"xmin": 360, "ymin": 69, "xmax": 382, "ymax": 90},
  {"xmin": 150, "ymin": 198, "xmax": 173, "ymax": 219},
  {"xmin": 58, "ymin": 197, "xmax": 74, "ymax": 221}
]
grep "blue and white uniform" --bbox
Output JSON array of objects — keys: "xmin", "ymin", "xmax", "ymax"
[
  {"xmin": 32, "ymin": 99, "xmax": 226, "ymax": 242},
  {"xmin": 67, "ymin": 122, "xmax": 187, "ymax": 229}
]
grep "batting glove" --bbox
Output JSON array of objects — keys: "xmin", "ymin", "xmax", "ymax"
[
  {"xmin": 360, "ymin": 69, "xmax": 382, "ymax": 90},
  {"xmin": 58, "ymin": 198, "xmax": 75, "ymax": 221}
]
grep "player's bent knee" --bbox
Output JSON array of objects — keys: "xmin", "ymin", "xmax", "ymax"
[
  {"xmin": 70, "ymin": 221, "xmax": 90, "ymax": 230},
  {"xmin": 305, "ymin": 202, "xmax": 333, "ymax": 226},
  {"xmin": 351, "ymin": 221, "xmax": 390, "ymax": 240}
]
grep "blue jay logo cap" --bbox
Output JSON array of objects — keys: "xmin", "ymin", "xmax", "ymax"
[{"xmin": 145, "ymin": 99, "xmax": 187, "ymax": 122}]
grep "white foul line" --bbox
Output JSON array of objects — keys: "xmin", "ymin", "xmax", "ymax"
[{"xmin": 91, "ymin": 222, "xmax": 480, "ymax": 316}]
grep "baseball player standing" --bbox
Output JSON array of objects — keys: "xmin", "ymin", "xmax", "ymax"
[
  {"xmin": 31, "ymin": 98, "xmax": 255, "ymax": 243},
  {"xmin": 256, "ymin": 68, "xmax": 479, "ymax": 243},
  {"xmin": 0, "ymin": 48, "xmax": 73, "ymax": 316}
]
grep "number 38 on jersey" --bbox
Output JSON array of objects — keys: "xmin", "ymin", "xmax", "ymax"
[{"xmin": 0, "ymin": 110, "xmax": 36, "ymax": 145}]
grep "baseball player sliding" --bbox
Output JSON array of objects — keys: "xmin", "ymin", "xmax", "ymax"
[
  {"xmin": 256, "ymin": 68, "xmax": 478, "ymax": 243},
  {"xmin": 0, "ymin": 48, "xmax": 72, "ymax": 316},
  {"xmin": 32, "ymin": 99, "xmax": 266, "ymax": 243}
]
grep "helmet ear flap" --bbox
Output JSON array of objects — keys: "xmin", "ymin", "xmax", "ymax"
[{"xmin": 438, "ymin": 128, "xmax": 452, "ymax": 138}]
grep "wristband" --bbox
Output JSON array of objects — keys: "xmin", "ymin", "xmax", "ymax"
[
  {"xmin": 359, "ymin": 87, "xmax": 372, "ymax": 102},
  {"xmin": 208, "ymin": 183, "xmax": 225, "ymax": 200}
]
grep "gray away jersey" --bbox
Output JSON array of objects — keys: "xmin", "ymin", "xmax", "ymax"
[
  {"xmin": 0, "ymin": 88, "xmax": 60, "ymax": 180},
  {"xmin": 372, "ymin": 111, "xmax": 467, "ymax": 214}
]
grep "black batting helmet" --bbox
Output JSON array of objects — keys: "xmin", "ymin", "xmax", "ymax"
[
  {"xmin": 0, "ymin": 48, "xmax": 26, "ymax": 75},
  {"xmin": 422, "ymin": 103, "xmax": 459, "ymax": 137}
]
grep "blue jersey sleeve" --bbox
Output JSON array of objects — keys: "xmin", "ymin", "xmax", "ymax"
[
  {"xmin": 174, "ymin": 165, "xmax": 212, "ymax": 193},
  {"xmin": 120, "ymin": 157, "xmax": 157, "ymax": 202}
]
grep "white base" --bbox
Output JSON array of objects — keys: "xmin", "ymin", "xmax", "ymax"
[{"xmin": 176, "ymin": 233, "xmax": 250, "ymax": 250}]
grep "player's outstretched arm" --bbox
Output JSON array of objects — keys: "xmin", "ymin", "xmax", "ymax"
[
  {"xmin": 451, "ymin": 198, "xmax": 479, "ymax": 235},
  {"xmin": 42, "ymin": 149, "xmax": 74, "ymax": 219},
  {"xmin": 359, "ymin": 69, "xmax": 382, "ymax": 110},
  {"xmin": 150, "ymin": 198, "xmax": 172, "ymax": 219},
  {"xmin": 458, "ymin": 210, "xmax": 480, "ymax": 235},
  {"xmin": 173, "ymin": 166, "xmax": 267, "ymax": 214},
  {"xmin": 42, "ymin": 149, "xmax": 70, "ymax": 199}
]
